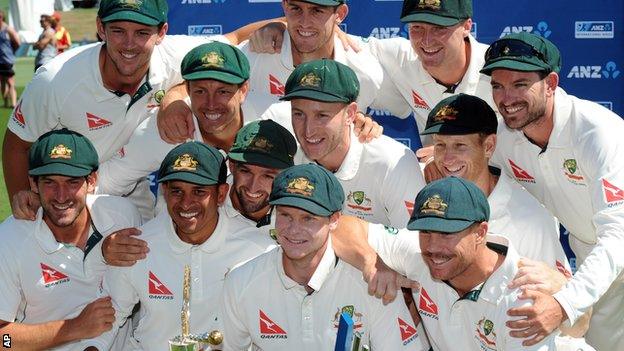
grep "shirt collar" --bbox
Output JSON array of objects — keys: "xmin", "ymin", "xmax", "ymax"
[
  {"xmin": 333, "ymin": 127, "xmax": 362, "ymax": 181},
  {"xmin": 455, "ymin": 35, "xmax": 486, "ymax": 93},
  {"xmin": 167, "ymin": 207, "xmax": 229, "ymax": 254},
  {"xmin": 546, "ymin": 88, "xmax": 572, "ymax": 148},
  {"xmin": 487, "ymin": 168, "xmax": 512, "ymax": 224},
  {"xmin": 277, "ymin": 236, "xmax": 338, "ymax": 292},
  {"xmin": 478, "ymin": 234, "xmax": 519, "ymax": 304}
]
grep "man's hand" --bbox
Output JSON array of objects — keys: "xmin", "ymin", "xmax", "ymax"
[
  {"xmin": 69, "ymin": 297, "xmax": 115, "ymax": 340},
  {"xmin": 249, "ymin": 21, "xmax": 287, "ymax": 54},
  {"xmin": 334, "ymin": 23, "xmax": 361, "ymax": 52},
  {"xmin": 363, "ymin": 254, "xmax": 418, "ymax": 305},
  {"xmin": 417, "ymin": 146, "xmax": 444, "ymax": 183},
  {"xmin": 354, "ymin": 112, "xmax": 383, "ymax": 143},
  {"xmin": 11, "ymin": 190, "xmax": 40, "ymax": 220},
  {"xmin": 508, "ymin": 258, "xmax": 568, "ymax": 295},
  {"xmin": 102, "ymin": 228, "xmax": 148, "ymax": 267},
  {"xmin": 506, "ymin": 289, "xmax": 567, "ymax": 346},
  {"xmin": 157, "ymin": 84, "xmax": 194, "ymax": 144}
]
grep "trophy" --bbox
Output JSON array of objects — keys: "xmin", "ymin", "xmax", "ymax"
[
  {"xmin": 334, "ymin": 312, "xmax": 370, "ymax": 351},
  {"xmin": 168, "ymin": 266, "xmax": 224, "ymax": 350}
]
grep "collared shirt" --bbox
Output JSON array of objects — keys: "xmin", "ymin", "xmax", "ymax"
[
  {"xmin": 491, "ymin": 88, "xmax": 624, "ymax": 349},
  {"xmin": 84, "ymin": 207, "xmax": 275, "ymax": 351},
  {"xmin": 0, "ymin": 195, "xmax": 142, "ymax": 351},
  {"xmin": 221, "ymin": 238, "xmax": 424, "ymax": 351},
  {"xmin": 369, "ymin": 227, "xmax": 559, "ymax": 351}
]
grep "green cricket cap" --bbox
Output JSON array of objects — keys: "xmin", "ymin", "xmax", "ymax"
[
  {"xmin": 270, "ymin": 164, "xmax": 344, "ymax": 217},
  {"xmin": 29, "ymin": 129, "xmax": 99, "ymax": 177},
  {"xmin": 407, "ymin": 176, "xmax": 489, "ymax": 233},
  {"xmin": 298, "ymin": 0, "xmax": 345, "ymax": 5},
  {"xmin": 400, "ymin": 0, "xmax": 472, "ymax": 26},
  {"xmin": 421, "ymin": 93, "xmax": 497, "ymax": 135},
  {"xmin": 228, "ymin": 120, "xmax": 297, "ymax": 170},
  {"xmin": 181, "ymin": 42, "xmax": 250, "ymax": 84},
  {"xmin": 158, "ymin": 141, "xmax": 226, "ymax": 186},
  {"xmin": 281, "ymin": 59, "xmax": 360, "ymax": 104},
  {"xmin": 98, "ymin": 0, "xmax": 168, "ymax": 26},
  {"xmin": 481, "ymin": 32, "xmax": 562, "ymax": 75}
]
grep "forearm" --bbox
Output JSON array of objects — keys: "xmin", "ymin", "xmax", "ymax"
[
  {"xmin": 0, "ymin": 318, "xmax": 81, "ymax": 350},
  {"xmin": 225, "ymin": 17, "xmax": 286, "ymax": 45},
  {"xmin": 2, "ymin": 130, "xmax": 32, "ymax": 204},
  {"xmin": 331, "ymin": 216, "xmax": 376, "ymax": 270}
]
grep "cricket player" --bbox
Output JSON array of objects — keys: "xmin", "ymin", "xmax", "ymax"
[
  {"xmin": 221, "ymin": 163, "xmax": 424, "ymax": 350},
  {"xmin": 481, "ymin": 32, "xmax": 624, "ymax": 350},
  {"xmin": 83, "ymin": 141, "xmax": 275, "ymax": 350},
  {"xmin": 0, "ymin": 129, "xmax": 142, "ymax": 350},
  {"xmin": 269, "ymin": 58, "xmax": 424, "ymax": 228}
]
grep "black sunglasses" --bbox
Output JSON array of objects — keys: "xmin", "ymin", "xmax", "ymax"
[{"xmin": 485, "ymin": 39, "xmax": 547, "ymax": 65}]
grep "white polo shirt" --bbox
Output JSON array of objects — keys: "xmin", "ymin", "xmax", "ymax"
[
  {"xmin": 239, "ymin": 30, "xmax": 384, "ymax": 117},
  {"xmin": 83, "ymin": 207, "xmax": 275, "ymax": 351},
  {"xmin": 491, "ymin": 88, "xmax": 624, "ymax": 350},
  {"xmin": 221, "ymin": 239, "xmax": 425, "ymax": 351},
  {"xmin": 367, "ymin": 35, "xmax": 495, "ymax": 141},
  {"xmin": 0, "ymin": 195, "xmax": 142, "ymax": 351},
  {"xmin": 369, "ymin": 226, "xmax": 559, "ymax": 351}
]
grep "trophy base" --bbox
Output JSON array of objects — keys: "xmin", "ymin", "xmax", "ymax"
[{"xmin": 169, "ymin": 337, "xmax": 202, "ymax": 351}]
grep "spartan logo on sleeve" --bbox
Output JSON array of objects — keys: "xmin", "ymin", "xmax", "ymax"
[
  {"xmin": 40, "ymin": 263, "xmax": 70, "ymax": 288},
  {"xmin": 508, "ymin": 159, "xmax": 535, "ymax": 183},
  {"xmin": 259, "ymin": 310, "xmax": 287, "ymax": 339},
  {"xmin": 397, "ymin": 318, "xmax": 418, "ymax": 346},
  {"xmin": 86, "ymin": 112, "xmax": 112, "ymax": 130},
  {"xmin": 411, "ymin": 90, "xmax": 430, "ymax": 110},
  {"xmin": 269, "ymin": 75, "xmax": 285, "ymax": 96},
  {"xmin": 475, "ymin": 317, "xmax": 497, "ymax": 350},
  {"xmin": 12, "ymin": 100, "xmax": 25, "ymax": 127},
  {"xmin": 418, "ymin": 288, "xmax": 439, "ymax": 319},
  {"xmin": 148, "ymin": 271, "xmax": 174, "ymax": 300},
  {"xmin": 602, "ymin": 178, "xmax": 624, "ymax": 207}
]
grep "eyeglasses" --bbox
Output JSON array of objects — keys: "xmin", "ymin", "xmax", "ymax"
[{"xmin": 484, "ymin": 39, "xmax": 547, "ymax": 65}]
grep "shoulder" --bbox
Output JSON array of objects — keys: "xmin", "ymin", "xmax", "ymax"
[
  {"xmin": 88, "ymin": 194, "xmax": 142, "ymax": 230},
  {"xmin": 0, "ymin": 216, "xmax": 35, "ymax": 254},
  {"xmin": 364, "ymin": 136, "xmax": 417, "ymax": 166},
  {"xmin": 226, "ymin": 247, "xmax": 278, "ymax": 288}
]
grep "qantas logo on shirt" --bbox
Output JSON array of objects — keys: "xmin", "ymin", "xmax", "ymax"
[
  {"xmin": 269, "ymin": 75, "xmax": 285, "ymax": 96},
  {"xmin": 397, "ymin": 317, "xmax": 418, "ymax": 345},
  {"xmin": 259, "ymin": 310, "xmax": 287, "ymax": 339},
  {"xmin": 411, "ymin": 90, "xmax": 430, "ymax": 110},
  {"xmin": 405, "ymin": 201, "xmax": 414, "ymax": 216},
  {"xmin": 508, "ymin": 160, "xmax": 536, "ymax": 183},
  {"xmin": 148, "ymin": 271, "xmax": 174, "ymax": 299},
  {"xmin": 555, "ymin": 260, "xmax": 572, "ymax": 279},
  {"xmin": 418, "ymin": 288, "xmax": 439, "ymax": 319},
  {"xmin": 12, "ymin": 100, "xmax": 25, "ymax": 127},
  {"xmin": 602, "ymin": 178, "xmax": 624, "ymax": 206},
  {"xmin": 40, "ymin": 263, "xmax": 70, "ymax": 287},
  {"xmin": 86, "ymin": 113, "xmax": 112, "ymax": 130}
]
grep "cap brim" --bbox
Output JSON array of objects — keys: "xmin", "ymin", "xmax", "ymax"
[
  {"xmin": 480, "ymin": 59, "xmax": 548, "ymax": 75},
  {"xmin": 400, "ymin": 13, "xmax": 462, "ymax": 26},
  {"xmin": 270, "ymin": 197, "xmax": 332, "ymax": 217},
  {"xmin": 29, "ymin": 163, "xmax": 94, "ymax": 177},
  {"xmin": 280, "ymin": 90, "xmax": 349, "ymax": 103},
  {"xmin": 228, "ymin": 152, "xmax": 292, "ymax": 170},
  {"xmin": 421, "ymin": 124, "xmax": 488, "ymax": 136},
  {"xmin": 407, "ymin": 216, "xmax": 474, "ymax": 233},
  {"xmin": 300, "ymin": 0, "xmax": 343, "ymax": 5},
  {"xmin": 182, "ymin": 71, "xmax": 246, "ymax": 85},
  {"xmin": 101, "ymin": 11, "xmax": 161, "ymax": 26},
  {"xmin": 158, "ymin": 172, "xmax": 218, "ymax": 186}
]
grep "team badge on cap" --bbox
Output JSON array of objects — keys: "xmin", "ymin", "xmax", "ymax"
[
  {"xmin": 173, "ymin": 154, "xmax": 198, "ymax": 171},
  {"xmin": 50, "ymin": 144, "xmax": 72, "ymax": 159},
  {"xmin": 299, "ymin": 72, "xmax": 321, "ymax": 87},
  {"xmin": 420, "ymin": 195, "xmax": 448, "ymax": 216},
  {"xmin": 202, "ymin": 52, "xmax": 225, "ymax": 68},
  {"xmin": 434, "ymin": 105, "xmax": 459, "ymax": 121},
  {"xmin": 286, "ymin": 177, "xmax": 315, "ymax": 196},
  {"xmin": 120, "ymin": 0, "xmax": 141, "ymax": 9},
  {"xmin": 418, "ymin": 0, "xmax": 441, "ymax": 10},
  {"xmin": 248, "ymin": 136, "xmax": 273, "ymax": 153}
]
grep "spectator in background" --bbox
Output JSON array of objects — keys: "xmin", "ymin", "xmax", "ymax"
[
  {"xmin": 0, "ymin": 9, "xmax": 20, "ymax": 108},
  {"xmin": 52, "ymin": 11, "xmax": 71, "ymax": 54},
  {"xmin": 33, "ymin": 14, "xmax": 56, "ymax": 71}
]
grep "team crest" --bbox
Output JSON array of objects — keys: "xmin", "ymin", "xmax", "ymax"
[
  {"xmin": 120, "ymin": 0, "xmax": 142, "ymax": 9},
  {"xmin": 418, "ymin": 0, "xmax": 441, "ymax": 10},
  {"xmin": 154, "ymin": 90, "xmax": 165, "ymax": 104},
  {"xmin": 346, "ymin": 191, "xmax": 372, "ymax": 212},
  {"xmin": 434, "ymin": 105, "xmax": 459, "ymax": 121},
  {"xmin": 563, "ymin": 159, "xmax": 585, "ymax": 184},
  {"xmin": 173, "ymin": 154, "xmax": 198, "ymax": 171},
  {"xmin": 202, "ymin": 52, "xmax": 225, "ymax": 68},
  {"xmin": 475, "ymin": 317, "xmax": 497, "ymax": 350},
  {"xmin": 502, "ymin": 46, "xmax": 511, "ymax": 55},
  {"xmin": 420, "ymin": 195, "xmax": 448, "ymax": 216},
  {"xmin": 333, "ymin": 305, "xmax": 363, "ymax": 329},
  {"xmin": 248, "ymin": 136, "xmax": 273, "ymax": 153},
  {"xmin": 286, "ymin": 177, "xmax": 315, "ymax": 196},
  {"xmin": 299, "ymin": 72, "xmax": 321, "ymax": 87},
  {"xmin": 50, "ymin": 144, "xmax": 72, "ymax": 159}
]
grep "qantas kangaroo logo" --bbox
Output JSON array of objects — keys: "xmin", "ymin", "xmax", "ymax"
[{"xmin": 259, "ymin": 310, "xmax": 287, "ymax": 339}]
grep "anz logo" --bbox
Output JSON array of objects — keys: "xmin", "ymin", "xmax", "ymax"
[
  {"xmin": 500, "ymin": 21, "xmax": 551, "ymax": 38},
  {"xmin": 567, "ymin": 61, "xmax": 620, "ymax": 79},
  {"xmin": 181, "ymin": 0, "xmax": 226, "ymax": 4},
  {"xmin": 369, "ymin": 24, "xmax": 408, "ymax": 39}
]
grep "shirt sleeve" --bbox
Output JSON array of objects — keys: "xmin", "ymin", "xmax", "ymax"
[
  {"xmin": 382, "ymin": 146, "xmax": 425, "ymax": 228},
  {"xmin": 220, "ymin": 271, "xmax": 253, "ymax": 351},
  {"xmin": 367, "ymin": 223, "xmax": 422, "ymax": 278},
  {"xmin": 0, "ymin": 241, "xmax": 21, "ymax": 322},
  {"xmin": 369, "ymin": 293, "xmax": 425, "ymax": 350}
]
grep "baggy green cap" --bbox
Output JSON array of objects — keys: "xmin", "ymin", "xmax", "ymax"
[
  {"xmin": 98, "ymin": 0, "xmax": 168, "ymax": 26},
  {"xmin": 228, "ymin": 120, "xmax": 297, "ymax": 170},
  {"xmin": 29, "ymin": 128, "xmax": 99, "ymax": 177},
  {"xmin": 421, "ymin": 93, "xmax": 497, "ymax": 135},
  {"xmin": 400, "ymin": 0, "xmax": 472, "ymax": 26},
  {"xmin": 298, "ymin": 0, "xmax": 345, "ymax": 5},
  {"xmin": 270, "ymin": 164, "xmax": 344, "ymax": 217},
  {"xmin": 481, "ymin": 32, "xmax": 562, "ymax": 75},
  {"xmin": 181, "ymin": 42, "xmax": 250, "ymax": 84},
  {"xmin": 280, "ymin": 59, "xmax": 360, "ymax": 104},
  {"xmin": 407, "ymin": 176, "xmax": 489, "ymax": 233},
  {"xmin": 158, "ymin": 141, "xmax": 226, "ymax": 186}
]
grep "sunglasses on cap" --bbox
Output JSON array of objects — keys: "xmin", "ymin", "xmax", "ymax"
[{"xmin": 484, "ymin": 39, "xmax": 548, "ymax": 66}]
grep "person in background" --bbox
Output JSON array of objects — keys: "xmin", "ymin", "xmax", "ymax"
[
  {"xmin": 52, "ymin": 11, "xmax": 72, "ymax": 54},
  {"xmin": 34, "ymin": 14, "xmax": 56, "ymax": 71},
  {"xmin": 0, "ymin": 9, "xmax": 19, "ymax": 108}
]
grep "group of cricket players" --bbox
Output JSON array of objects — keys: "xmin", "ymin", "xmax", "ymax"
[{"xmin": 0, "ymin": 0, "xmax": 623, "ymax": 350}]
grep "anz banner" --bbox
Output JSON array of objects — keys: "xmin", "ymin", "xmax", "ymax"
[{"xmin": 167, "ymin": 0, "xmax": 622, "ymax": 152}]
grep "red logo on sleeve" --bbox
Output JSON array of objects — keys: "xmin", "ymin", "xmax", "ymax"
[
  {"xmin": 418, "ymin": 288, "xmax": 439, "ymax": 319},
  {"xmin": 269, "ymin": 75, "xmax": 285, "ymax": 96},
  {"xmin": 87, "ymin": 112, "xmax": 112, "ymax": 130},
  {"xmin": 602, "ymin": 179, "xmax": 624, "ymax": 204},
  {"xmin": 555, "ymin": 260, "xmax": 572, "ymax": 279},
  {"xmin": 40, "ymin": 263, "xmax": 69, "ymax": 287},
  {"xmin": 259, "ymin": 310, "xmax": 287, "ymax": 337},
  {"xmin": 508, "ymin": 160, "xmax": 535, "ymax": 183},
  {"xmin": 411, "ymin": 90, "xmax": 430, "ymax": 110},
  {"xmin": 405, "ymin": 201, "xmax": 414, "ymax": 216},
  {"xmin": 398, "ymin": 317, "xmax": 418, "ymax": 344},
  {"xmin": 12, "ymin": 101, "xmax": 25, "ymax": 127},
  {"xmin": 148, "ymin": 271, "xmax": 173, "ymax": 299}
]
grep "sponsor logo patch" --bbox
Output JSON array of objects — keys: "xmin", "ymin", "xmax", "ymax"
[
  {"xmin": 418, "ymin": 288, "xmax": 439, "ymax": 319},
  {"xmin": 508, "ymin": 159, "xmax": 535, "ymax": 183},
  {"xmin": 398, "ymin": 317, "xmax": 418, "ymax": 345},
  {"xmin": 148, "ymin": 271, "xmax": 174, "ymax": 299},
  {"xmin": 269, "ymin": 75, "xmax": 285, "ymax": 96},
  {"xmin": 40, "ymin": 263, "xmax": 70, "ymax": 287},
  {"xmin": 87, "ymin": 113, "xmax": 112, "ymax": 130},
  {"xmin": 411, "ymin": 90, "xmax": 429, "ymax": 110},
  {"xmin": 12, "ymin": 100, "xmax": 25, "ymax": 127},
  {"xmin": 259, "ymin": 310, "xmax": 287, "ymax": 338},
  {"xmin": 602, "ymin": 178, "xmax": 624, "ymax": 206}
]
